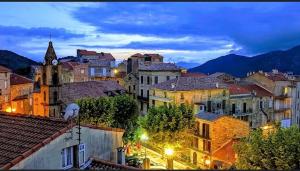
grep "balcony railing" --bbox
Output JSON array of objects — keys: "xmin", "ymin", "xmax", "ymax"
[{"xmin": 230, "ymin": 108, "xmax": 253, "ymax": 116}]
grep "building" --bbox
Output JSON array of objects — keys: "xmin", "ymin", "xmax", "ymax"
[
  {"xmin": 10, "ymin": 73, "xmax": 34, "ymax": 114},
  {"xmin": 0, "ymin": 112, "xmax": 124, "ymax": 170},
  {"xmin": 150, "ymin": 77, "xmax": 229, "ymax": 115},
  {"xmin": 126, "ymin": 53, "xmax": 163, "ymax": 74},
  {"xmin": 77, "ymin": 49, "xmax": 116, "ymax": 78},
  {"xmin": 0, "ymin": 65, "xmax": 11, "ymax": 111},
  {"xmin": 138, "ymin": 63, "xmax": 182, "ymax": 114},
  {"xmin": 228, "ymin": 83, "xmax": 274, "ymax": 128},
  {"xmin": 61, "ymin": 61, "xmax": 89, "ymax": 83},
  {"xmin": 246, "ymin": 69, "xmax": 297, "ymax": 127},
  {"xmin": 190, "ymin": 113, "xmax": 250, "ymax": 169},
  {"xmin": 208, "ymin": 72, "xmax": 236, "ymax": 83},
  {"xmin": 33, "ymin": 41, "xmax": 62, "ymax": 117}
]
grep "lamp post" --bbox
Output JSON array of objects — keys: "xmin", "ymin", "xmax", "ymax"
[
  {"xmin": 164, "ymin": 147, "xmax": 174, "ymax": 170},
  {"xmin": 141, "ymin": 133, "xmax": 150, "ymax": 169}
]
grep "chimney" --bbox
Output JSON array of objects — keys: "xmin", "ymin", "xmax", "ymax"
[
  {"xmin": 216, "ymin": 82, "xmax": 219, "ymax": 88},
  {"xmin": 259, "ymin": 70, "xmax": 263, "ymax": 74},
  {"xmin": 272, "ymin": 69, "xmax": 278, "ymax": 74}
]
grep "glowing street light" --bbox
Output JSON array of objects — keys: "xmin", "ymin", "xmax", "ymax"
[
  {"xmin": 164, "ymin": 147, "xmax": 174, "ymax": 170},
  {"xmin": 141, "ymin": 133, "xmax": 149, "ymax": 142},
  {"xmin": 140, "ymin": 132, "xmax": 150, "ymax": 169},
  {"xmin": 164, "ymin": 148, "xmax": 174, "ymax": 156}
]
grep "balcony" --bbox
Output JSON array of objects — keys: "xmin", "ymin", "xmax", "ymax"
[
  {"xmin": 230, "ymin": 108, "xmax": 253, "ymax": 116},
  {"xmin": 189, "ymin": 129, "xmax": 210, "ymax": 140},
  {"xmin": 149, "ymin": 95, "xmax": 173, "ymax": 103},
  {"xmin": 275, "ymin": 94, "xmax": 291, "ymax": 100}
]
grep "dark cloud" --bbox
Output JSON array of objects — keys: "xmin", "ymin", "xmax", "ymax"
[
  {"xmin": 72, "ymin": 2, "xmax": 300, "ymax": 55},
  {"xmin": 0, "ymin": 25, "xmax": 85, "ymax": 39}
]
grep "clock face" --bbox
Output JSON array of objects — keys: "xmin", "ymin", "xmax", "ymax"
[{"xmin": 52, "ymin": 59, "xmax": 58, "ymax": 66}]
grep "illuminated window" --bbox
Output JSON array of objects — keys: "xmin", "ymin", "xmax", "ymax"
[{"xmin": 80, "ymin": 69, "xmax": 85, "ymax": 74}]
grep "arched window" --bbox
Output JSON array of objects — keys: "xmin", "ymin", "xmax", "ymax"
[
  {"xmin": 43, "ymin": 73, "xmax": 46, "ymax": 85},
  {"xmin": 52, "ymin": 73, "xmax": 58, "ymax": 85},
  {"xmin": 193, "ymin": 152, "xmax": 197, "ymax": 165},
  {"xmin": 53, "ymin": 91, "xmax": 58, "ymax": 103},
  {"xmin": 43, "ymin": 91, "xmax": 46, "ymax": 102}
]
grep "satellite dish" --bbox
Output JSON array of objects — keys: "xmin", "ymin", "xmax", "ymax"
[{"xmin": 64, "ymin": 103, "xmax": 80, "ymax": 121}]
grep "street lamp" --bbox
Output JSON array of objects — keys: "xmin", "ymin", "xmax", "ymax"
[
  {"xmin": 164, "ymin": 147, "xmax": 174, "ymax": 170},
  {"xmin": 141, "ymin": 133, "xmax": 150, "ymax": 169}
]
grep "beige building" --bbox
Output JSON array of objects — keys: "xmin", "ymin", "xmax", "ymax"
[
  {"xmin": 0, "ymin": 66, "xmax": 11, "ymax": 111},
  {"xmin": 10, "ymin": 73, "xmax": 34, "ymax": 114},
  {"xmin": 246, "ymin": 70, "xmax": 296, "ymax": 127},
  {"xmin": 0, "ymin": 112, "xmax": 125, "ymax": 170},
  {"xmin": 150, "ymin": 77, "xmax": 230, "ymax": 115},
  {"xmin": 190, "ymin": 113, "xmax": 250, "ymax": 169}
]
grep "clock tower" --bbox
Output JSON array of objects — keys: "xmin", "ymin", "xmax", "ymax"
[{"xmin": 39, "ymin": 41, "xmax": 62, "ymax": 117}]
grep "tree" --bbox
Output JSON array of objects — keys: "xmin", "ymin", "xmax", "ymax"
[
  {"xmin": 234, "ymin": 126, "xmax": 300, "ymax": 170},
  {"xmin": 139, "ymin": 103, "xmax": 194, "ymax": 150},
  {"xmin": 76, "ymin": 95, "xmax": 139, "ymax": 144}
]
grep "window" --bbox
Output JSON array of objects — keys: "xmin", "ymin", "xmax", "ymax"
[
  {"xmin": 269, "ymin": 98, "xmax": 273, "ymax": 108},
  {"xmin": 0, "ymin": 89, "xmax": 2, "ymax": 95},
  {"xmin": 152, "ymin": 100, "xmax": 155, "ymax": 107},
  {"xmin": 193, "ymin": 137, "xmax": 198, "ymax": 149},
  {"xmin": 133, "ymin": 85, "xmax": 136, "ymax": 90},
  {"xmin": 80, "ymin": 69, "xmax": 85, "ymax": 74},
  {"xmin": 61, "ymin": 146, "xmax": 73, "ymax": 169},
  {"xmin": 44, "ymin": 91, "xmax": 46, "ymax": 102},
  {"xmin": 164, "ymin": 92, "xmax": 167, "ymax": 98},
  {"xmin": 260, "ymin": 101, "xmax": 263, "ymax": 109},
  {"xmin": 53, "ymin": 91, "xmax": 58, "ymax": 103},
  {"xmin": 166, "ymin": 76, "xmax": 170, "ymax": 81},
  {"xmin": 176, "ymin": 76, "xmax": 178, "ymax": 79},
  {"xmin": 202, "ymin": 123, "xmax": 210, "ymax": 138},
  {"xmin": 147, "ymin": 90, "xmax": 149, "ymax": 98},
  {"xmin": 140, "ymin": 76, "xmax": 144, "ymax": 84},
  {"xmin": 140, "ymin": 89, "xmax": 143, "ymax": 97},
  {"xmin": 180, "ymin": 93, "xmax": 184, "ymax": 100},
  {"xmin": 222, "ymin": 100, "xmax": 226, "ymax": 110},
  {"xmin": 207, "ymin": 101, "xmax": 212, "ymax": 112},
  {"xmin": 79, "ymin": 144, "xmax": 85, "ymax": 166},
  {"xmin": 147, "ymin": 76, "xmax": 150, "ymax": 85},
  {"xmin": 154, "ymin": 76, "xmax": 158, "ymax": 84},
  {"xmin": 243, "ymin": 103, "xmax": 247, "ymax": 113},
  {"xmin": 90, "ymin": 68, "xmax": 95, "ymax": 76},
  {"xmin": 128, "ymin": 86, "xmax": 131, "ymax": 93},
  {"xmin": 4, "ymin": 80, "xmax": 7, "ymax": 89},
  {"xmin": 203, "ymin": 140, "xmax": 211, "ymax": 152},
  {"xmin": 140, "ymin": 101, "xmax": 143, "ymax": 111},
  {"xmin": 153, "ymin": 90, "xmax": 156, "ymax": 96},
  {"xmin": 232, "ymin": 104, "xmax": 236, "ymax": 114}
]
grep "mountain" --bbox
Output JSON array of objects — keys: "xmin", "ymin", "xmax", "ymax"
[
  {"xmin": 189, "ymin": 45, "xmax": 300, "ymax": 77},
  {"xmin": 0, "ymin": 50, "xmax": 40, "ymax": 77},
  {"xmin": 175, "ymin": 61, "xmax": 201, "ymax": 69}
]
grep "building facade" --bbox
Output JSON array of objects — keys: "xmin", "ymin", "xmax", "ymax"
[
  {"xmin": 0, "ymin": 66, "xmax": 11, "ymax": 111},
  {"xmin": 61, "ymin": 61, "xmax": 89, "ymax": 83}
]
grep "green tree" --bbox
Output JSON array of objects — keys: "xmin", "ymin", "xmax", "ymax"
[
  {"xmin": 76, "ymin": 95, "xmax": 139, "ymax": 144},
  {"xmin": 234, "ymin": 126, "xmax": 300, "ymax": 170},
  {"xmin": 140, "ymin": 103, "xmax": 194, "ymax": 149}
]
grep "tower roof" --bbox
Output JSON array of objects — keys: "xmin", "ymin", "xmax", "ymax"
[{"xmin": 44, "ymin": 41, "xmax": 57, "ymax": 65}]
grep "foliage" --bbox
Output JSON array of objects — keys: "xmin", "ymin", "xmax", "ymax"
[
  {"xmin": 234, "ymin": 126, "xmax": 300, "ymax": 170},
  {"xmin": 125, "ymin": 154, "xmax": 142, "ymax": 168},
  {"xmin": 76, "ymin": 95, "xmax": 139, "ymax": 144},
  {"xmin": 139, "ymin": 103, "xmax": 194, "ymax": 149}
]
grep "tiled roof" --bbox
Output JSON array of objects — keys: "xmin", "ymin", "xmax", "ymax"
[
  {"xmin": 144, "ymin": 53, "xmax": 163, "ymax": 59},
  {"xmin": 153, "ymin": 77, "xmax": 228, "ymax": 91},
  {"xmin": 181, "ymin": 72, "xmax": 207, "ymax": 78},
  {"xmin": 61, "ymin": 61, "xmax": 81, "ymax": 70},
  {"xmin": 131, "ymin": 53, "xmax": 143, "ymax": 58},
  {"xmin": 10, "ymin": 73, "xmax": 33, "ymax": 85},
  {"xmin": 266, "ymin": 72, "xmax": 289, "ymax": 81},
  {"xmin": 0, "ymin": 65, "xmax": 11, "ymax": 73},
  {"xmin": 60, "ymin": 81, "xmax": 125, "ymax": 105},
  {"xmin": 228, "ymin": 84, "xmax": 251, "ymax": 95},
  {"xmin": 139, "ymin": 63, "xmax": 181, "ymax": 71},
  {"xmin": 195, "ymin": 112, "xmax": 225, "ymax": 121},
  {"xmin": 0, "ymin": 112, "xmax": 70, "ymax": 169},
  {"xmin": 241, "ymin": 84, "xmax": 273, "ymax": 97},
  {"xmin": 78, "ymin": 49, "xmax": 115, "ymax": 61},
  {"xmin": 87, "ymin": 158, "xmax": 140, "ymax": 170}
]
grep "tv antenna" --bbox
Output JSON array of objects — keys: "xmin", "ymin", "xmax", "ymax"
[{"xmin": 63, "ymin": 103, "xmax": 81, "ymax": 144}]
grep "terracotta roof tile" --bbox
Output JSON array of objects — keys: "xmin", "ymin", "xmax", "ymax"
[
  {"xmin": 10, "ymin": 73, "xmax": 33, "ymax": 85},
  {"xmin": 60, "ymin": 81, "xmax": 125, "ymax": 105},
  {"xmin": 228, "ymin": 84, "xmax": 251, "ymax": 95},
  {"xmin": 77, "ymin": 49, "xmax": 115, "ymax": 61},
  {"xmin": 88, "ymin": 158, "xmax": 140, "ymax": 170},
  {"xmin": 153, "ymin": 77, "xmax": 228, "ymax": 91},
  {"xmin": 139, "ymin": 63, "xmax": 181, "ymax": 71},
  {"xmin": 0, "ymin": 112, "xmax": 69, "ymax": 169},
  {"xmin": 241, "ymin": 84, "xmax": 273, "ymax": 97}
]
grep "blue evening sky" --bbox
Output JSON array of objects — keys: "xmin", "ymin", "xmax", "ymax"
[{"xmin": 1, "ymin": 2, "xmax": 300, "ymax": 64}]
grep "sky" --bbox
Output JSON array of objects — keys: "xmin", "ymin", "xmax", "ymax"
[{"xmin": 1, "ymin": 2, "xmax": 300, "ymax": 66}]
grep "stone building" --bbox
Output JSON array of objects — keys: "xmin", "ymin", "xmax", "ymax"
[
  {"xmin": 10, "ymin": 73, "xmax": 34, "ymax": 114},
  {"xmin": 33, "ymin": 41, "xmax": 62, "ymax": 117},
  {"xmin": 0, "ymin": 66, "xmax": 11, "ymax": 111},
  {"xmin": 190, "ymin": 113, "xmax": 250, "ymax": 169},
  {"xmin": 0, "ymin": 112, "xmax": 124, "ymax": 170},
  {"xmin": 228, "ymin": 83, "xmax": 274, "ymax": 128},
  {"xmin": 77, "ymin": 49, "xmax": 116, "ymax": 78},
  {"xmin": 246, "ymin": 69, "xmax": 297, "ymax": 127},
  {"xmin": 61, "ymin": 61, "xmax": 89, "ymax": 83},
  {"xmin": 150, "ymin": 77, "xmax": 230, "ymax": 115}
]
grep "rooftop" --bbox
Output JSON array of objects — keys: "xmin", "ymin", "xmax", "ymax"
[
  {"xmin": 10, "ymin": 73, "xmax": 33, "ymax": 85},
  {"xmin": 60, "ymin": 81, "xmax": 125, "ymax": 105},
  {"xmin": 195, "ymin": 112, "xmax": 225, "ymax": 121},
  {"xmin": 153, "ymin": 76, "xmax": 228, "ymax": 91},
  {"xmin": 181, "ymin": 72, "xmax": 207, "ymax": 78},
  {"xmin": 0, "ymin": 65, "xmax": 11, "ymax": 73},
  {"xmin": 228, "ymin": 84, "xmax": 251, "ymax": 95},
  {"xmin": 241, "ymin": 84, "xmax": 273, "ymax": 97},
  {"xmin": 0, "ymin": 112, "xmax": 69, "ymax": 169},
  {"xmin": 77, "ymin": 49, "xmax": 115, "ymax": 61},
  {"xmin": 139, "ymin": 63, "xmax": 181, "ymax": 71},
  {"xmin": 87, "ymin": 158, "xmax": 140, "ymax": 170}
]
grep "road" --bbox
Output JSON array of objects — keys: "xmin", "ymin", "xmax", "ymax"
[{"xmin": 136, "ymin": 146, "xmax": 192, "ymax": 170}]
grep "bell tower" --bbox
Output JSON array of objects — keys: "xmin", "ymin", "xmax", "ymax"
[{"xmin": 39, "ymin": 41, "xmax": 62, "ymax": 117}]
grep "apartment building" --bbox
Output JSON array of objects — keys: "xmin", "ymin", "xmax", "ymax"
[
  {"xmin": 190, "ymin": 113, "xmax": 249, "ymax": 169},
  {"xmin": 61, "ymin": 61, "xmax": 89, "ymax": 83},
  {"xmin": 246, "ymin": 69, "xmax": 296, "ymax": 127},
  {"xmin": 77, "ymin": 49, "xmax": 116, "ymax": 78},
  {"xmin": 150, "ymin": 77, "xmax": 230, "ymax": 114},
  {"xmin": 228, "ymin": 83, "xmax": 274, "ymax": 128},
  {"xmin": 0, "ymin": 66, "xmax": 11, "ymax": 111}
]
